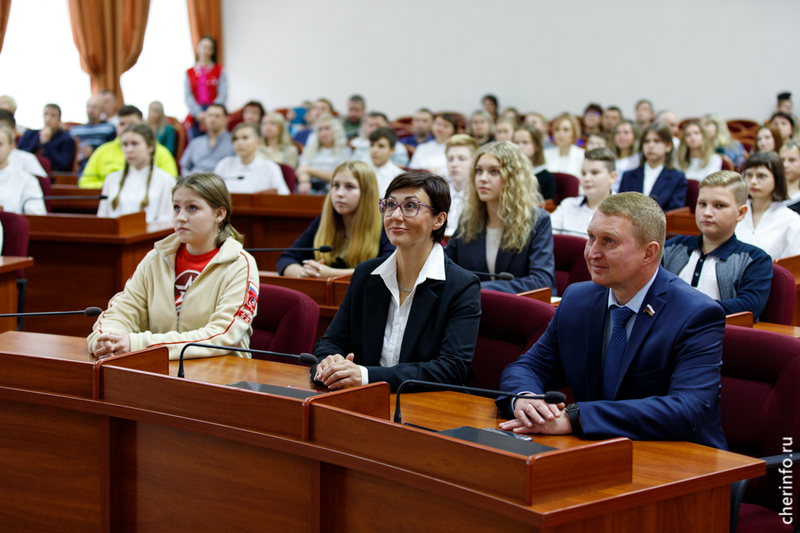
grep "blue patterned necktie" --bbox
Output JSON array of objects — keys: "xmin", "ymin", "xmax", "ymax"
[{"xmin": 601, "ymin": 305, "xmax": 636, "ymax": 401}]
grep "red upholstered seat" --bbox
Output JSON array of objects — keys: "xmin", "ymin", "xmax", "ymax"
[
  {"xmin": 721, "ymin": 325, "xmax": 800, "ymax": 532},
  {"xmin": 278, "ymin": 163, "xmax": 296, "ymax": 193},
  {"xmin": 759, "ymin": 263, "xmax": 795, "ymax": 325},
  {"xmin": 685, "ymin": 179, "xmax": 699, "ymax": 213},
  {"xmin": 472, "ymin": 289, "xmax": 555, "ymax": 391},
  {"xmin": 249, "ymin": 285, "xmax": 319, "ymax": 363},
  {"xmin": 553, "ymin": 234, "xmax": 590, "ymax": 297},
  {"xmin": 0, "ymin": 212, "xmax": 30, "ymax": 330},
  {"xmin": 552, "ymin": 172, "xmax": 579, "ymax": 206}
]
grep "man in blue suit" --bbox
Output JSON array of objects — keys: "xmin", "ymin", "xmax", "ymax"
[{"xmin": 497, "ymin": 192, "xmax": 727, "ymax": 449}]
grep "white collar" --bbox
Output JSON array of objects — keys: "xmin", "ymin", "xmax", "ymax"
[{"xmin": 371, "ymin": 242, "xmax": 446, "ymax": 293}]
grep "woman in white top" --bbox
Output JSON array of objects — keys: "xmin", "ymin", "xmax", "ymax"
[
  {"xmin": 676, "ymin": 121, "xmax": 723, "ymax": 181},
  {"xmin": 408, "ymin": 112, "xmax": 458, "ymax": 175},
  {"xmin": 296, "ymin": 114, "xmax": 352, "ymax": 194},
  {"xmin": 735, "ymin": 151, "xmax": 800, "ymax": 259},
  {"xmin": 551, "ymin": 147, "xmax": 616, "ymax": 237},
  {"xmin": 0, "ymin": 125, "xmax": 45, "ymax": 215},
  {"xmin": 258, "ymin": 112, "xmax": 299, "ymax": 169},
  {"xmin": 98, "ymin": 124, "xmax": 176, "ymax": 223},
  {"xmin": 780, "ymin": 141, "xmax": 800, "ymax": 213},
  {"xmin": 543, "ymin": 113, "xmax": 584, "ymax": 177},
  {"xmin": 609, "ymin": 119, "xmax": 641, "ymax": 191},
  {"xmin": 444, "ymin": 134, "xmax": 480, "ymax": 236},
  {"xmin": 214, "ymin": 123, "xmax": 289, "ymax": 195}
]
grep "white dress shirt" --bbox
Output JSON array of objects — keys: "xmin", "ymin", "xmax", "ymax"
[
  {"xmin": 0, "ymin": 165, "xmax": 46, "ymax": 214},
  {"xmin": 98, "ymin": 165, "xmax": 176, "ymax": 223},
  {"xmin": 9, "ymin": 149, "xmax": 47, "ymax": 177},
  {"xmin": 408, "ymin": 140, "xmax": 447, "ymax": 175},
  {"xmin": 735, "ymin": 200, "xmax": 800, "ymax": 259},
  {"xmin": 678, "ymin": 250, "xmax": 722, "ymax": 301},
  {"xmin": 544, "ymin": 145, "xmax": 585, "ymax": 177},
  {"xmin": 371, "ymin": 160, "xmax": 404, "ymax": 198},
  {"xmin": 362, "ymin": 243, "xmax": 447, "ymax": 385},
  {"xmin": 684, "ymin": 154, "xmax": 722, "ymax": 181},
  {"xmin": 643, "ymin": 163, "xmax": 664, "ymax": 197},
  {"xmin": 445, "ymin": 185, "xmax": 465, "ymax": 237},
  {"xmin": 550, "ymin": 196, "xmax": 596, "ymax": 237},
  {"xmin": 214, "ymin": 156, "xmax": 289, "ymax": 195}
]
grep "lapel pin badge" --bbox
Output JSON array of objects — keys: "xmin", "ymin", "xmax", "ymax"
[{"xmin": 645, "ymin": 304, "xmax": 655, "ymax": 317}]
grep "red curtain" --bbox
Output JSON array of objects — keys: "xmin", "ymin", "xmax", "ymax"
[
  {"xmin": 186, "ymin": 0, "xmax": 223, "ymax": 65},
  {"xmin": 0, "ymin": 0, "xmax": 12, "ymax": 55},
  {"xmin": 67, "ymin": 0, "xmax": 150, "ymax": 102}
]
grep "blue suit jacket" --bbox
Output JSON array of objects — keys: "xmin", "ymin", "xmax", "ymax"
[
  {"xmin": 619, "ymin": 166, "xmax": 687, "ymax": 211},
  {"xmin": 498, "ymin": 267, "xmax": 728, "ymax": 449},
  {"xmin": 444, "ymin": 209, "xmax": 557, "ymax": 295}
]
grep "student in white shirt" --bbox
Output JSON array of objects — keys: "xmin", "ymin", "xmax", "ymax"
[
  {"xmin": 551, "ymin": 148, "xmax": 616, "ymax": 237},
  {"xmin": 98, "ymin": 123, "xmax": 176, "ymax": 223},
  {"xmin": 296, "ymin": 114, "xmax": 352, "ymax": 194},
  {"xmin": 444, "ymin": 134, "xmax": 480, "ymax": 236},
  {"xmin": 214, "ymin": 123, "xmax": 289, "ymax": 195},
  {"xmin": 0, "ymin": 109, "xmax": 47, "ymax": 177},
  {"xmin": 676, "ymin": 121, "xmax": 723, "ymax": 181},
  {"xmin": 351, "ymin": 112, "xmax": 409, "ymax": 168},
  {"xmin": 543, "ymin": 113, "xmax": 585, "ymax": 177},
  {"xmin": 0, "ymin": 124, "xmax": 46, "ymax": 215},
  {"xmin": 408, "ymin": 113, "xmax": 458, "ymax": 175},
  {"xmin": 735, "ymin": 151, "xmax": 800, "ymax": 259},
  {"xmin": 779, "ymin": 141, "xmax": 800, "ymax": 214},
  {"xmin": 367, "ymin": 128, "xmax": 404, "ymax": 197},
  {"xmin": 609, "ymin": 119, "xmax": 641, "ymax": 191}
]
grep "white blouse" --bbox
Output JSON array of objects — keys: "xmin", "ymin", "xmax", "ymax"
[
  {"xmin": 683, "ymin": 154, "xmax": 723, "ymax": 181},
  {"xmin": 544, "ymin": 145, "xmax": 585, "ymax": 177},
  {"xmin": 408, "ymin": 140, "xmax": 447, "ymax": 176},
  {"xmin": 735, "ymin": 200, "xmax": 800, "ymax": 259},
  {"xmin": 0, "ymin": 165, "xmax": 46, "ymax": 215},
  {"xmin": 550, "ymin": 196, "xmax": 595, "ymax": 237},
  {"xmin": 214, "ymin": 156, "xmax": 289, "ymax": 195},
  {"xmin": 98, "ymin": 165, "xmax": 176, "ymax": 223}
]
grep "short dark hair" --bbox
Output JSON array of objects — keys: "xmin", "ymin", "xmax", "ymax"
[
  {"xmin": 0, "ymin": 109, "xmax": 15, "ymax": 128},
  {"xmin": 367, "ymin": 111, "xmax": 389, "ymax": 123},
  {"xmin": 584, "ymin": 103, "xmax": 603, "ymax": 115},
  {"xmin": 584, "ymin": 147, "xmax": 616, "ymax": 173},
  {"xmin": 208, "ymin": 103, "xmax": 228, "ymax": 116},
  {"xmin": 369, "ymin": 127, "xmax": 397, "ymax": 146},
  {"xmin": 384, "ymin": 171, "xmax": 451, "ymax": 243},
  {"xmin": 482, "ymin": 94, "xmax": 498, "ymax": 108},
  {"xmin": 118, "ymin": 105, "xmax": 143, "ymax": 119},
  {"xmin": 197, "ymin": 35, "xmax": 218, "ymax": 63},
  {"xmin": 606, "ymin": 105, "xmax": 622, "ymax": 114},
  {"xmin": 743, "ymin": 151, "xmax": 789, "ymax": 201},
  {"xmin": 44, "ymin": 103, "xmax": 62, "ymax": 118},
  {"xmin": 771, "ymin": 111, "xmax": 795, "ymax": 130},
  {"xmin": 243, "ymin": 100, "xmax": 265, "ymax": 119},
  {"xmin": 436, "ymin": 113, "xmax": 459, "ymax": 133},
  {"xmin": 417, "ymin": 108, "xmax": 434, "ymax": 118},
  {"xmin": 349, "ymin": 94, "xmax": 365, "ymax": 106}
]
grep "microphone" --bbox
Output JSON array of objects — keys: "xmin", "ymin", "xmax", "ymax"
[
  {"xmin": 0, "ymin": 306, "xmax": 103, "ymax": 318},
  {"xmin": 393, "ymin": 379, "xmax": 566, "ymax": 425},
  {"xmin": 220, "ymin": 175, "xmax": 245, "ymax": 180},
  {"xmin": 245, "ymin": 245, "xmax": 333, "ymax": 253},
  {"xmin": 177, "ymin": 342, "xmax": 317, "ymax": 378},
  {"xmin": 22, "ymin": 195, "xmax": 108, "ymax": 210},
  {"xmin": 472, "ymin": 271, "xmax": 514, "ymax": 281}
]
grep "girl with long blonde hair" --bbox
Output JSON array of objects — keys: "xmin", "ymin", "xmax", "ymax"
[
  {"xmin": 445, "ymin": 141, "xmax": 556, "ymax": 294},
  {"xmin": 676, "ymin": 120, "xmax": 722, "ymax": 181},
  {"xmin": 278, "ymin": 160, "xmax": 394, "ymax": 278}
]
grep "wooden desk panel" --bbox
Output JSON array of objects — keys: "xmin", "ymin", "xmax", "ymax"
[{"xmin": 0, "ymin": 256, "xmax": 33, "ymax": 332}]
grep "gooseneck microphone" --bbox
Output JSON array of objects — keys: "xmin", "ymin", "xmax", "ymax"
[
  {"xmin": 22, "ymin": 195, "xmax": 108, "ymax": 210},
  {"xmin": 0, "ymin": 306, "xmax": 103, "ymax": 318},
  {"xmin": 472, "ymin": 271, "xmax": 515, "ymax": 281},
  {"xmin": 245, "ymin": 245, "xmax": 333, "ymax": 253},
  {"xmin": 393, "ymin": 379, "xmax": 567, "ymax": 425},
  {"xmin": 177, "ymin": 342, "xmax": 318, "ymax": 378}
]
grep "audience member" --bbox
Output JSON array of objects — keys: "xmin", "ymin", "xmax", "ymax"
[
  {"xmin": 702, "ymin": 113, "xmax": 747, "ymax": 170},
  {"xmin": 663, "ymin": 171, "xmax": 772, "ymax": 321},
  {"xmin": 179, "ymin": 104, "xmax": 234, "ymax": 175},
  {"xmin": 523, "ymin": 112, "xmax": 555, "ymax": 149},
  {"xmin": 609, "ymin": 119, "xmax": 641, "ymax": 190},
  {"xmin": 100, "ymin": 89, "xmax": 120, "ymax": 127},
  {"xmin": 184, "ymin": 35, "xmax": 227, "ymax": 139},
  {"xmin": 446, "ymin": 141, "xmax": 556, "ymax": 294},
  {"xmin": 294, "ymin": 98, "xmax": 334, "ymax": 146},
  {"xmin": 147, "ymin": 101, "xmax": 177, "ymax": 157},
  {"xmin": 278, "ymin": 160, "xmax": 393, "ymax": 278},
  {"xmin": 770, "ymin": 112, "xmax": 797, "ymax": 144},
  {"xmin": 257, "ymin": 112, "xmax": 299, "ymax": 168},
  {"xmin": 342, "ymin": 95, "xmax": 366, "ymax": 139},
  {"xmin": 582, "ymin": 103, "xmax": 603, "ymax": 136},
  {"xmin": 513, "ymin": 125, "xmax": 556, "ymax": 201},
  {"xmin": 444, "ymin": 134, "xmax": 479, "ymax": 236},
  {"xmin": 0, "ymin": 110, "xmax": 46, "ymax": 177},
  {"xmin": 296, "ymin": 114, "xmax": 352, "ymax": 194},
  {"xmin": 499, "ymin": 108, "xmax": 521, "ymax": 127},
  {"xmin": 497, "ymin": 192, "xmax": 727, "ymax": 449},
  {"xmin": 408, "ymin": 112, "xmax": 457, "ymax": 176},
  {"xmin": 619, "ymin": 122, "xmax": 687, "ymax": 211},
  {"xmin": 241, "ymin": 100, "xmax": 265, "ymax": 125},
  {"xmin": 777, "ymin": 92, "xmax": 793, "ymax": 114},
  {"xmin": 468, "ymin": 110, "xmax": 495, "ymax": 145},
  {"xmin": 655, "ymin": 109, "xmax": 680, "ymax": 150},
  {"xmin": 17, "ymin": 104, "xmax": 76, "ymax": 172},
  {"xmin": 676, "ymin": 120, "xmax": 722, "ymax": 181},
  {"xmin": 494, "ymin": 118, "xmax": 515, "ymax": 142},
  {"xmin": 214, "ymin": 123, "xmax": 289, "ymax": 195},
  {"xmin": 735, "ymin": 151, "xmax": 800, "ymax": 259},
  {"xmin": 79, "ymin": 105, "xmax": 177, "ymax": 188},
  {"xmin": 97, "ymin": 123, "xmax": 175, "ymax": 223},
  {"xmin": 399, "ymin": 108, "xmax": 434, "ymax": 148},
  {"xmin": 544, "ymin": 113, "xmax": 585, "ymax": 177},
  {"xmin": 368, "ymin": 127, "xmax": 404, "ymax": 196},
  {"xmin": 351, "ymin": 112, "xmax": 409, "ymax": 167},
  {"xmin": 755, "ymin": 124, "xmax": 783, "ymax": 153},
  {"xmin": 602, "ymin": 106, "xmax": 622, "ymax": 133},
  {"xmin": 779, "ymin": 141, "xmax": 800, "ymax": 214},
  {"xmin": 551, "ymin": 148, "xmax": 617, "ymax": 237},
  {"xmin": 69, "ymin": 95, "xmax": 116, "ymax": 171},
  {"xmin": 635, "ymin": 99, "xmax": 655, "ymax": 131},
  {"xmin": 482, "ymin": 94, "xmax": 499, "ymax": 120},
  {"xmin": 585, "ymin": 132, "xmax": 609, "ymax": 151},
  {"xmin": 0, "ymin": 124, "xmax": 46, "ymax": 214}
]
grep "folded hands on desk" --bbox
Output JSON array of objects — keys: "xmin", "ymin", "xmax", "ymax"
[
  {"xmin": 499, "ymin": 397, "xmax": 571, "ymax": 435},
  {"xmin": 315, "ymin": 352, "xmax": 362, "ymax": 390},
  {"xmin": 91, "ymin": 332, "xmax": 131, "ymax": 359}
]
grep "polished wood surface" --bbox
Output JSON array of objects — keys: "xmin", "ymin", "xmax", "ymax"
[
  {"xmin": 23, "ymin": 212, "xmax": 173, "ymax": 336},
  {"xmin": 726, "ymin": 311, "xmax": 754, "ymax": 327},
  {"xmin": 518, "ymin": 287, "xmax": 553, "ymax": 303},
  {"xmin": 665, "ymin": 209, "xmax": 700, "ymax": 236},
  {"xmin": 754, "ymin": 322, "xmax": 800, "ymax": 338},
  {"xmin": 49, "ymin": 184, "xmax": 104, "ymax": 213},
  {"xmin": 0, "ymin": 256, "xmax": 33, "ymax": 332},
  {"xmin": 0, "ymin": 334, "xmax": 764, "ymax": 532}
]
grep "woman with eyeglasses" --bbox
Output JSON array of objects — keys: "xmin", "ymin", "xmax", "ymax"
[
  {"xmin": 312, "ymin": 171, "xmax": 481, "ymax": 392},
  {"xmin": 445, "ymin": 141, "xmax": 557, "ymax": 295}
]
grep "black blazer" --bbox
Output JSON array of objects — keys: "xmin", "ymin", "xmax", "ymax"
[
  {"xmin": 535, "ymin": 169, "xmax": 556, "ymax": 202},
  {"xmin": 313, "ymin": 253, "xmax": 481, "ymax": 392},
  {"xmin": 619, "ymin": 166, "xmax": 687, "ymax": 211}
]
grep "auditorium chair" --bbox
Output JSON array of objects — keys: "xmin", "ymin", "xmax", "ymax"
[
  {"xmin": 0, "ymin": 212, "xmax": 30, "ymax": 331},
  {"xmin": 278, "ymin": 163, "xmax": 297, "ymax": 192},
  {"xmin": 166, "ymin": 116, "xmax": 187, "ymax": 162},
  {"xmin": 759, "ymin": 263, "xmax": 796, "ymax": 325},
  {"xmin": 685, "ymin": 179, "xmax": 700, "ymax": 214},
  {"xmin": 553, "ymin": 234, "xmax": 591, "ymax": 297},
  {"xmin": 249, "ymin": 284, "xmax": 319, "ymax": 363},
  {"xmin": 35, "ymin": 154, "xmax": 51, "ymax": 178},
  {"xmin": 471, "ymin": 289, "xmax": 555, "ymax": 391},
  {"xmin": 720, "ymin": 154, "xmax": 735, "ymax": 171},
  {"xmin": 552, "ymin": 172, "xmax": 579, "ymax": 205},
  {"xmin": 720, "ymin": 325, "xmax": 800, "ymax": 533},
  {"xmin": 35, "ymin": 175, "xmax": 52, "ymax": 212}
]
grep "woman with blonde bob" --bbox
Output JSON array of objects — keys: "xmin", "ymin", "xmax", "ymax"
[
  {"xmin": 278, "ymin": 160, "xmax": 394, "ymax": 278},
  {"xmin": 296, "ymin": 114, "xmax": 352, "ymax": 194},
  {"xmin": 702, "ymin": 113, "xmax": 747, "ymax": 170},
  {"xmin": 445, "ymin": 141, "xmax": 556, "ymax": 294},
  {"xmin": 676, "ymin": 120, "xmax": 723, "ymax": 181},
  {"xmin": 258, "ymin": 112, "xmax": 300, "ymax": 168},
  {"xmin": 543, "ymin": 113, "xmax": 585, "ymax": 177}
]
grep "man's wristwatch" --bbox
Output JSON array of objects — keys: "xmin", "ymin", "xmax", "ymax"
[{"xmin": 565, "ymin": 403, "xmax": 584, "ymax": 437}]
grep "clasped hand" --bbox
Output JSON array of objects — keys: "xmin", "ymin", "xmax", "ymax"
[
  {"xmin": 92, "ymin": 332, "xmax": 131, "ymax": 359},
  {"xmin": 314, "ymin": 353, "xmax": 361, "ymax": 390},
  {"xmin": 498, "ymin": 397, "xmax": 570, "ymax": 435}
]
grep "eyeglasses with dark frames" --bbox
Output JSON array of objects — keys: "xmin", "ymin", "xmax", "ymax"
[{"xmin": 378, "ymin": 198, "xmax": 436, "ymax": 218}]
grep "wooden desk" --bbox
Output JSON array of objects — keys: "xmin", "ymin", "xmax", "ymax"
[
  {"xmin": 23, "ymin": 212, "xmax": 173, "ymax": 336},
  {"xmin": 49, "ymin": 184, "xmax": 105, "ymax": 214},
  {"xmin": 0, "ymin": 332, "xmax": 764, "ymax": 532},
  {"xmin": 0, "ymin": 256, "xmax": 34, "ymax": 332},
  {"xmin": 665, "ymin": 210, "xmax": 700, "ymax": 236}
]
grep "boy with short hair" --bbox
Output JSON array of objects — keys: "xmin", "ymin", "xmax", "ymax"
[
  {"xmin": 585, "ymin": 131, "xmax": 609, "ymax": 151},
  {"xmin": 368, "ymin": 127, "xmax": 403, "ymax": 197},
  {"xmin": 550, "ymin": 147, "xmax": 616, "ymax": 236},
  {"xmin": 662, "ymin": 171, "xmax": 772, "ymax": 320},
  {"xmin": 444, "ymin": 134, "xmax": 479, "ymax": 236}
]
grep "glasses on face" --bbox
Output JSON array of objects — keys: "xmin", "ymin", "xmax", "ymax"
[{"xmin": 378, "ymin": 198, "xmax": 435, "ymax": 218}]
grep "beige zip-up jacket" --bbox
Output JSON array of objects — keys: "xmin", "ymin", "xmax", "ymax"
[{"xmin": 88, "ymin": 232, "xmax": 259, "ymax": 360}]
